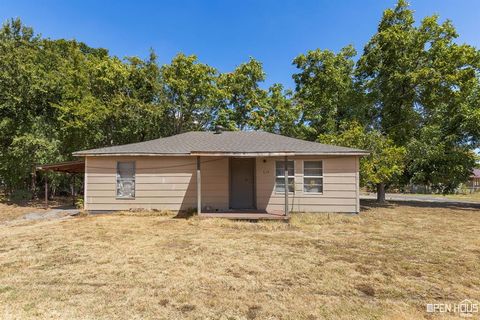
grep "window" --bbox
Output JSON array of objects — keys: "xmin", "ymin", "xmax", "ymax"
[
  {"xmin": 116, "ymin": 162, "xmax": 135, "ymax": 198},
  {"xmin": 275, "ymin": 161, "xmax": 294, "ymax": 193},
  {"xmin": 304, "ymin": 161, "xmax": 323, "ymax": 193}
]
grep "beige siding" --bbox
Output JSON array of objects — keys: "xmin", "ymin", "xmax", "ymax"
[
  {"xmin": 85, "ymin": 156, "xmax": 229, "ymax": 211},
  {"xmin": 255, "ymin": 156, "xmax": 359, "ymax": 213},
  {"xmin": 85, "ymin": 155, "xmax": 360, "ymax": 213}
]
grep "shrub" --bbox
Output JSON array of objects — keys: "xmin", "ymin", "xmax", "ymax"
[
  {"xmin": 9, "ymin": 190, "xmax": 32, "ymax": 202},
  {"xmin": 75, "ymin": 197, "xmax": 84, "ymax": 209}
]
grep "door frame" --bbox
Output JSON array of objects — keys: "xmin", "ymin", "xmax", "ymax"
[{"xmin": 228, "ymin": 157, "xmax": 257, "ymax": 210}]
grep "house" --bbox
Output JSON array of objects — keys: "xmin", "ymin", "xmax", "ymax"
[
  {"xmin": 68, "ymin": 130, "xmax": 368, "ymax": 218},
  {"xmin": 467, "ymin": 168, "xmax": 480, "ymax": 193}
]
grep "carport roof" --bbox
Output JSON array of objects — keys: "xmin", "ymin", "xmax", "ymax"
[{"xmin": 36, "ymin": 160, "xmax": 85, "ymax": 173}]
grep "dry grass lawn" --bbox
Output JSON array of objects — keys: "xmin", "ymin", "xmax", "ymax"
[
  {"xmin": 444, "ymin": 191, "xmax": 480, "ymax": 202},
  {"xmin": 394, "ymin": 192, "xmax": 480, "ymax": 202},
  {"xmin": 0, "ymin": 202, "xmax": 46, "ymax": 223},
  {"xmin": 0, "ymin": 201, "xmax": 479, "ymax": 319},
  {"xmin": 0, "ymin": 196, "xmax": 73, "ymax": 223}
]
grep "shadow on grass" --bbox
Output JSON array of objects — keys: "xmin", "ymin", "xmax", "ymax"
[
  {"xmin": 361, "ymin": 199, "xmax": 480, "ymax": 212},
  {"xmin": 173, "ymin": 209, "xmax": 197, "ymax": 219}
]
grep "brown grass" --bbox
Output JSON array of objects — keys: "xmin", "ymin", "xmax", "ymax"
[
  {"xmin": 0, "ymin": 201, "xmax": 479, "ymax": 319},
  {"xmin": 399, "ymin": 192, "xmax": 480, "ymax": 202},
  {"xmin": 0, "ymin": 196, "xmax": 74, "ymax": 223},
  {"xmin": 0, "ymin": 203, "xmax": 45, "ymax": 223},
  {"xmin": 444, "ymin": 191, "xmax": 480, "ymax": 202}
]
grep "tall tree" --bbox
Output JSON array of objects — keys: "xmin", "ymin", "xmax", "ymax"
[
  {"xmin": 160, "ymin": 53, "xmax": 220, "ymax": 135},
  {"xmin": 292, "ymin": 45, "xmax": 361, "ymax": 140},
  {"xmin": 253, "ymin": 84, "xmax": 301, "ymax": 137},
  {"xmin": 0, "ymin": 19, "xmax": 61, "ymax": 193},
  {"xmin": 356, "ymin": 0, "xmax": 480, "ymax": 192},
  {"xmin": 217, "ymin": 58, "xmax": 267, "ymax": 130},
  {"xmin": 0, "ymin": 19, "xmax": 168, "ymax": 195}
]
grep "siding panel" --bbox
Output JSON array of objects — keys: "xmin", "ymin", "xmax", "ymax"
[
  {"xmin": 85, "ymin": 155, "xmax": 360, "ymax": 213},
  {"xmin": 86, "ymin": 156, "xmax": 229, "ymax": 211},
  {"xmin": 255, "ymin": 156, "xmax": 359, "ymax": 213}
]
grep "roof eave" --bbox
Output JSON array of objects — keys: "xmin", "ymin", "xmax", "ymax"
[
  {"xmin": 190, "ymin": 151, "xmax": 369, "ymax": 156},
  {"xmin": 73, "ymin": 151, "xmax": 369, "ymax": 157},
  {"xmin": 73, "ymin": 152, "xmax": 191, "ymax": 157}
]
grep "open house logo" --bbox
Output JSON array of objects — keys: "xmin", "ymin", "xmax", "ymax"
[{"xmin": 426, "ymin": 299, "xmax": 479, "ymax": 317}]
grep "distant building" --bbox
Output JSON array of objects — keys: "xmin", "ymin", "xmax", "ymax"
[{"xmin": 467, "ymin": 168, "xmax": 480, "ymax": 192}]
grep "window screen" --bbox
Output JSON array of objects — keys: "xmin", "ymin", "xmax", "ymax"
[
  {"xmin": 304, "ymin": 161, "xmax": 323, "ymax": 193},
  {"xmin": 116, "ymin": 162, "xmax": 135, "ymax": 198},
  {"xmin": 275, "ymin": 161, "xmax": 294, "ymax": 193}
]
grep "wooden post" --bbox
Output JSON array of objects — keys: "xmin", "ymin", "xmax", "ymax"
[
  {"xmin": 44, "ymin": 174, "xmax": 48, "ymax": 209},
  {"xmin": 31, "ymin": 166, "xmax": 36, "ymax": 200},
  {"xmin": 284, "ymin": 156, "xmax": 288, "ymax": 216},
  {"xmin": 196, "ymin": 156, "xmax": 201, "ymax": 215},
  {"xmin": 355, "ymin": 156, "xmax": 360, "ymax": 214},
  {"xmin": 72, "ymin": 174, "xmax": 76, "ymax": 207}
]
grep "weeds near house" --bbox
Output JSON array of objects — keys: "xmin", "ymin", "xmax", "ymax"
[{"xmin": 116, "ymin": 209, "xmax": 176, "ymax": 217}]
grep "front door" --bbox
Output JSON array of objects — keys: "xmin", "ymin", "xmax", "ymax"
[{"xmin": 230, "ymin": 158, "xmax": 255, "ymax": 209}]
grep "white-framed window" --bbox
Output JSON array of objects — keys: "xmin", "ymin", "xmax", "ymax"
[
  {"xmin": 275, "ymin": 160, "xmax": 295, "ymax": 193},
  {"xmin": 116, "ymin": 161, "xmax": 135, "ymax": 198},
  {"xmin": 303, "ymin": 160, "xmax": 323, "ymax": 193}
]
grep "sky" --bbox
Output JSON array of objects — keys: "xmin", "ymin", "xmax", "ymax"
[{"xmin": 0, "ymin": 0, "xmax": 479, "ymax": 89}]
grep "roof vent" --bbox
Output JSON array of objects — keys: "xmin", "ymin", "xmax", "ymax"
[{"xmin": 214, "ymin": 125, "xmax": 225, "ymax": 134}]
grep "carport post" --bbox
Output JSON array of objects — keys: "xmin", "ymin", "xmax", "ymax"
[
  {"xmin": 284, "ymin": 156, "xmax": 288, "ymax": 216},
  {"xmin": 44, "ymin": 174, "xmax": 48, "ymax": 208},
  {"xmin": 72, "ymin": 174, "xmax": 76, "ymax": 207},
  {"xmin": 196, "ymin": 156, "xmax": 201, "ymax": 215}
]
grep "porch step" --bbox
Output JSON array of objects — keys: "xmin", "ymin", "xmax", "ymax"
[{"xmin": 198, "ymin": 212, "xmax": 290, "ymax": 220}]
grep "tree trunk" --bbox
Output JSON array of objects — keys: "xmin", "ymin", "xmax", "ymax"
[{"xmin": 377, "ymin": 182, "xmax": 386, "ymax": 203}]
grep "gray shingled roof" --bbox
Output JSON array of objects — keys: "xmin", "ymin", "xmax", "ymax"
[{"xmin": 73, "ymin": 131, "xmax": 368, "ymax": 156}]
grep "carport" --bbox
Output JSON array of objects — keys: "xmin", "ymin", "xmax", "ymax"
[{"xmin": 36, "ymin": 160, "xmax": 85, "ymax": 208}]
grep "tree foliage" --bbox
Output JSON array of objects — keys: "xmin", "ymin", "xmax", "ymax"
[
  {"xmin": 217, "ymin": 58, "xmax": 267, "ymax": 130},
  {"xmin": 318, "ymin": 122, "xmax": 406, "ymax": 191},
  {"xmin": 160, "ymin": 53, "xmax": 220, "ymax": 135},
  {"xmin": 355, "ymin": 0, "xmax": 480, "ymax": 192},
  {"xmin": 293, "ymin": 45, "xmax": 362, "ymax": 140}
]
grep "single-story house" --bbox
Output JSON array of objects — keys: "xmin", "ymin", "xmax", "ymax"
[{"xmin": 62, "ymin": 129, "xmax": 368, "ymax": 218}]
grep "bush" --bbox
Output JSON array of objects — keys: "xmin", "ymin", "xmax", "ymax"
[
  {"xmin": 9, "ymin": 190, "xmax": 32, "ymax": 202},
  {"xmin": 75, "ymin": 197, "xmax": 84, "ymax": 209}
]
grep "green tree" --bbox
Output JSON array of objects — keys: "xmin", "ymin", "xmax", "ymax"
[
  {"xmin": 292, "ymin": 45, "xmax": 361, "ymax": 140},
  {"xmin": 0, "ymin": 19, "xmax": 167, "ymax": 195},
  {"xmin": 160, "ymin": 53, "xmax": 220, "ymax": 135},
  {"xmin": 0, "ymin": 19, "xmax": 63, "ymax": 193},
  {"xmin": 217, "ymin": 58, "xmax": 267, "ymax": 130},
  {"xmin": 356, "ymin": 0, "xmax": 480, "ymax": 190},
  {"xmin": 124, "ymin": 51, "xmax": 164, "ymax": 141},
  {"xmin": 253, "ymin": 84, "xmax": 301, "ymax": 137},
  {"xmin": 406, "ymin": 126, "xmax": 477, "ymax": 193},
  {"xmin": 319, "ymin": 122, "xmax": 406, "ymax": 202}
]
